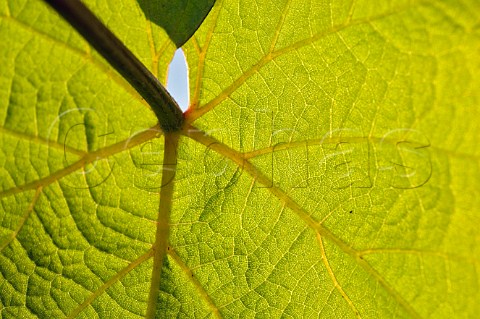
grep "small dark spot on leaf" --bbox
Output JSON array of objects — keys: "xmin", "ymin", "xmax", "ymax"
[{"xmin": 349, "ymin": 210, "xmax": 353, "ymax": 214}]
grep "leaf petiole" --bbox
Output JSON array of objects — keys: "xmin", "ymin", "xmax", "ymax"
[{"xmin": 42, "ymin": 0, "xmax": 185, "ymax": 132}]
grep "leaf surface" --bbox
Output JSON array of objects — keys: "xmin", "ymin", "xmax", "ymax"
[{"xmin": 1, "ymin": 0, "xmax": 479, "ymax": 318}]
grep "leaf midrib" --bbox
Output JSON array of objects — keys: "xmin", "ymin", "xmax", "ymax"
[{"xmin": 146, "ymin": 133, "xmax": 179, "ymax": 318}]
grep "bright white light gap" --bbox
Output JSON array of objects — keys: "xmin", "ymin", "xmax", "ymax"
[{"xmin": 166, "ymin": 48, "xmax": 190, "ymax": 112}]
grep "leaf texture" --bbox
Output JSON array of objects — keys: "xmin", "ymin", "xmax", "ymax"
[{"xmin": 1, "ymin": 0, "xmax": 480, "ymax": 318}]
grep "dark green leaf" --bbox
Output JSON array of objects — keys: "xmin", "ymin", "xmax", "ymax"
[{"xmin": 137, "ymin": 0, "xmax": 215, "ymax": 47}]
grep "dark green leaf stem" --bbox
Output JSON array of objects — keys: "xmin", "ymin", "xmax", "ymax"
[{"xmin": 43, "ymin": 0, "xmax": 184, "ymax": 132}]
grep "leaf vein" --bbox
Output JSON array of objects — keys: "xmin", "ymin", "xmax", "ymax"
[
  {"xmin": 185, "ymin": 125, "xmax": 423, "ymax": 318},
  {"xmin": 0, "ymin": 187, "xmax": 42, "ymax": 252},
  {"xmin": 0, "ymin": 15, "xmax": 150, "ymax": 109},
  {"xmin": 0, "ymin": 127, "xmax": 161, "ymax": 198},
  {"xmin": 168, "ymin": 249, "xmax": 222, "ymax": 318},
  {"xmin": 186, "ymin": 0, "xmax": 431, "ymax": 124},
  {"xmin": 146, "ymin": 133, "xmax": 179, "ymax": 319},
  {"xmin": 317, "ymin": 233, "xmax": 361, "ymax": 318},
  {"xmin": 66, "ymin": 249, "xmax": 154, "ymax": 319},
  {"xmin": 189, "ymin": 0, "xmax": 224, "ymax": 112}
]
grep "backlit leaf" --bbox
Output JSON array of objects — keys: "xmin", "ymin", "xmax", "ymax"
[{"xmin": 1, "ymin": 0, "xmax": 479, "ymax": 318}]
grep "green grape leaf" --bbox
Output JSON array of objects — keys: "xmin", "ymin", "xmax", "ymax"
[{"xmin": 1, "ymin": 0, "xmax": 479, "ymax": 318}]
